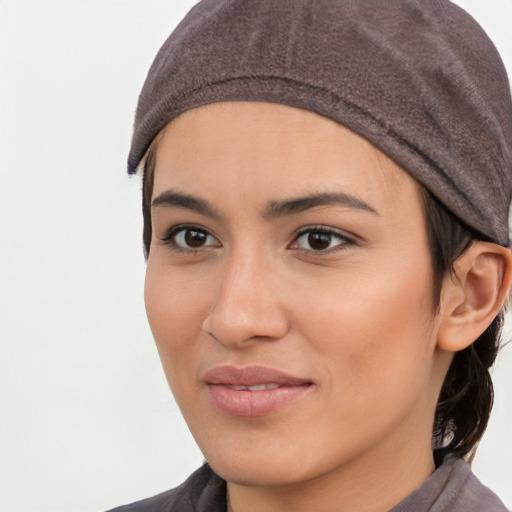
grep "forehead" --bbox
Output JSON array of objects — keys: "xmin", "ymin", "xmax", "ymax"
[{"xmin": 151, "ymin": 101, "xmax": 423, "ymax": 217}]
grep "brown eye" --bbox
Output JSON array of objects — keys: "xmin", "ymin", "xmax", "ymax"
[
  {"xmin": 166, "ymin": 226, "xmax": 220, "ymax": 250},
  {"xmin": 307, "ymin": 232, "xmax": 332, "ymax": 250},
  {"xmin": 293, "ymin": 228, "xmax": 351, "ymax": 252},
  {"xmin": 184, "ymin": 229, "xmax": 208, "ymax": 247}
]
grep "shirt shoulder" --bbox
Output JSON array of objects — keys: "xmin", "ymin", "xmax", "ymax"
[
  {"xmin": 445, "ymin": 462, "xmax": 508, "ymax": 512},
  {"xmin": 105, "ymin": 464, "xmax": 226, "ymax": 512},
  {"xmin": 391, "ymin": 458, "xmax": 508, "ymax": 512}
]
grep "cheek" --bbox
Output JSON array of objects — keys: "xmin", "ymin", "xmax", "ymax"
[
  {"xmin": 296, "ymin": 252, "xmax": 437, "ymax": 404},
  {"xmin": 144, "ymin": 259, "xmax": 211, "ymax": 382}
]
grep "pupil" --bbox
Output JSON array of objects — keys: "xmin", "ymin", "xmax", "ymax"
[
  {"xmin": 308, "ymin": 231, "xmax": 331, "ymax": 250},
  {"xmin": 185, "ymin": 229, "xmax": 207, "ymax": 247}
]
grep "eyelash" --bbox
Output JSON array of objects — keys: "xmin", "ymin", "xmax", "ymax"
[
  {"xmin": 159, "ymin": 225, "xmax": 354, "ymax": 254},
  {"xmin": 291, "ymin": 226, "xmax": 353, "ymax": 253},
  {"xmin": 160, "ymin": 224, "xmax": 221, "ymax": 253}
]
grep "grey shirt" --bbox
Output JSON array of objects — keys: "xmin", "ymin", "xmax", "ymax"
[
  {"xmin": 390, "ymin": 458, "xmax": 508, "ymax": 512},
  {"xmin": 107, "ymin": 458, "xmax": 508, "ymax": 512}
]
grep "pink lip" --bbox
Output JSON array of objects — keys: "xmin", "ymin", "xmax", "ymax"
[{"xmin": 202, "ymin": 365, "xmax": 313, "ymax": 417}]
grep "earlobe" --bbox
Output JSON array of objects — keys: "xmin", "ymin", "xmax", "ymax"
[{"xmin": 437, "ymin": 242, "xmax": 512, "ymax": 353}]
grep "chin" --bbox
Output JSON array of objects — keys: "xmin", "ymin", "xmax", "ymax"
[
  {"xmin": 198, "ymin": 427, "xmax": 349, "ymax": 489},
  {"xmin": 208, "ymin": 455, "xmax": 307, "ymax": 487}
]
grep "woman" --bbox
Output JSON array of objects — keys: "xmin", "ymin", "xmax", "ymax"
[{"xmin": 109, "ymin": 1, "xmax": 512, "ymax": 510}]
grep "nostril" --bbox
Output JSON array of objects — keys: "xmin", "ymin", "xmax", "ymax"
[{"xmin": 201, "ymin": 304, "xmax": 289, "ymax": 348}]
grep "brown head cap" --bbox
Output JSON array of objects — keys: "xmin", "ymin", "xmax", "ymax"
[{"xmin": 129, "ymin": 0, "xmax": 512, "ymax": 245}]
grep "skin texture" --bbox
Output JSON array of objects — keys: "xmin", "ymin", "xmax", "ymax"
[{"xmin": 144, "ymin": 102, "xmax": 511, "ymax": 512}]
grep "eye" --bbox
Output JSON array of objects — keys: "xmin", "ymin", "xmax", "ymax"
[
  {"xmin": 292, "ymin": 227, "xmax": 352, "ymax": 252},
  {"xmin": 161, "ymin": 225, "xmax": 220, "ymax": 251}
]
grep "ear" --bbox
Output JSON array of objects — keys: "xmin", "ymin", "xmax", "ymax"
[{"xmin": 437, "ymin": 242, "xmax": 512, "ymax": 352}]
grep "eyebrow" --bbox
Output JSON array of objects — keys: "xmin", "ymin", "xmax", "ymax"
[
  {"xmin": 151, "ymin": 189, "xmax": 378, "ymax": 219},
  {"xmin": 263, "ymin": 192, "xmax": 378, "ymax": 218},
  {"xmin": 151, "ymin": 190, "xmax": 222, "ymax": 219}
]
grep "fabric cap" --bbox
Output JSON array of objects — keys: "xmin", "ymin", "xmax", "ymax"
[{"xmin": 129, "ymin": 0, "xmax": 512, "ymax": 245}]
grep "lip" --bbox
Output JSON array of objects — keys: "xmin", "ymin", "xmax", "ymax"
[{"xmin": 203, "ymin": 365, "xmax": 313, "ymax": 417}]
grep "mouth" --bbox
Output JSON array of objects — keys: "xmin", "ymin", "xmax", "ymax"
[
  {"xmin": 223, "ymin": 383, "xmax": 282, "ymax": 391},
  {"xmin": 202, "ymin": 365, "xmax": 313, "ymax": 417}
]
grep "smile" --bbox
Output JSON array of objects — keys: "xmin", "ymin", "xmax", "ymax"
[
  {"xmin": 203, "ymin": 366, "xmax": 313, "ymax": 417},
  {"xmin": 225, "ymin": 383, "xmax": 281, "ymax": 391}
]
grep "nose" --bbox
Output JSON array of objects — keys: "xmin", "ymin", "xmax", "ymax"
[{"xmin": 202, "ymin": 253, "xmax": 290, "ymax": 348}]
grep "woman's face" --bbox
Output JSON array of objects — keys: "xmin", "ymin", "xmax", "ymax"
[{"xmin": 145, "ymin": 102, "xmax": 449, "ymax": 487}]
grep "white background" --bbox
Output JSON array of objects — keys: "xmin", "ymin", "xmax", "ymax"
[{"xmin": 1, "ymin": 1, "xmax": 511, "ymax": 511}]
